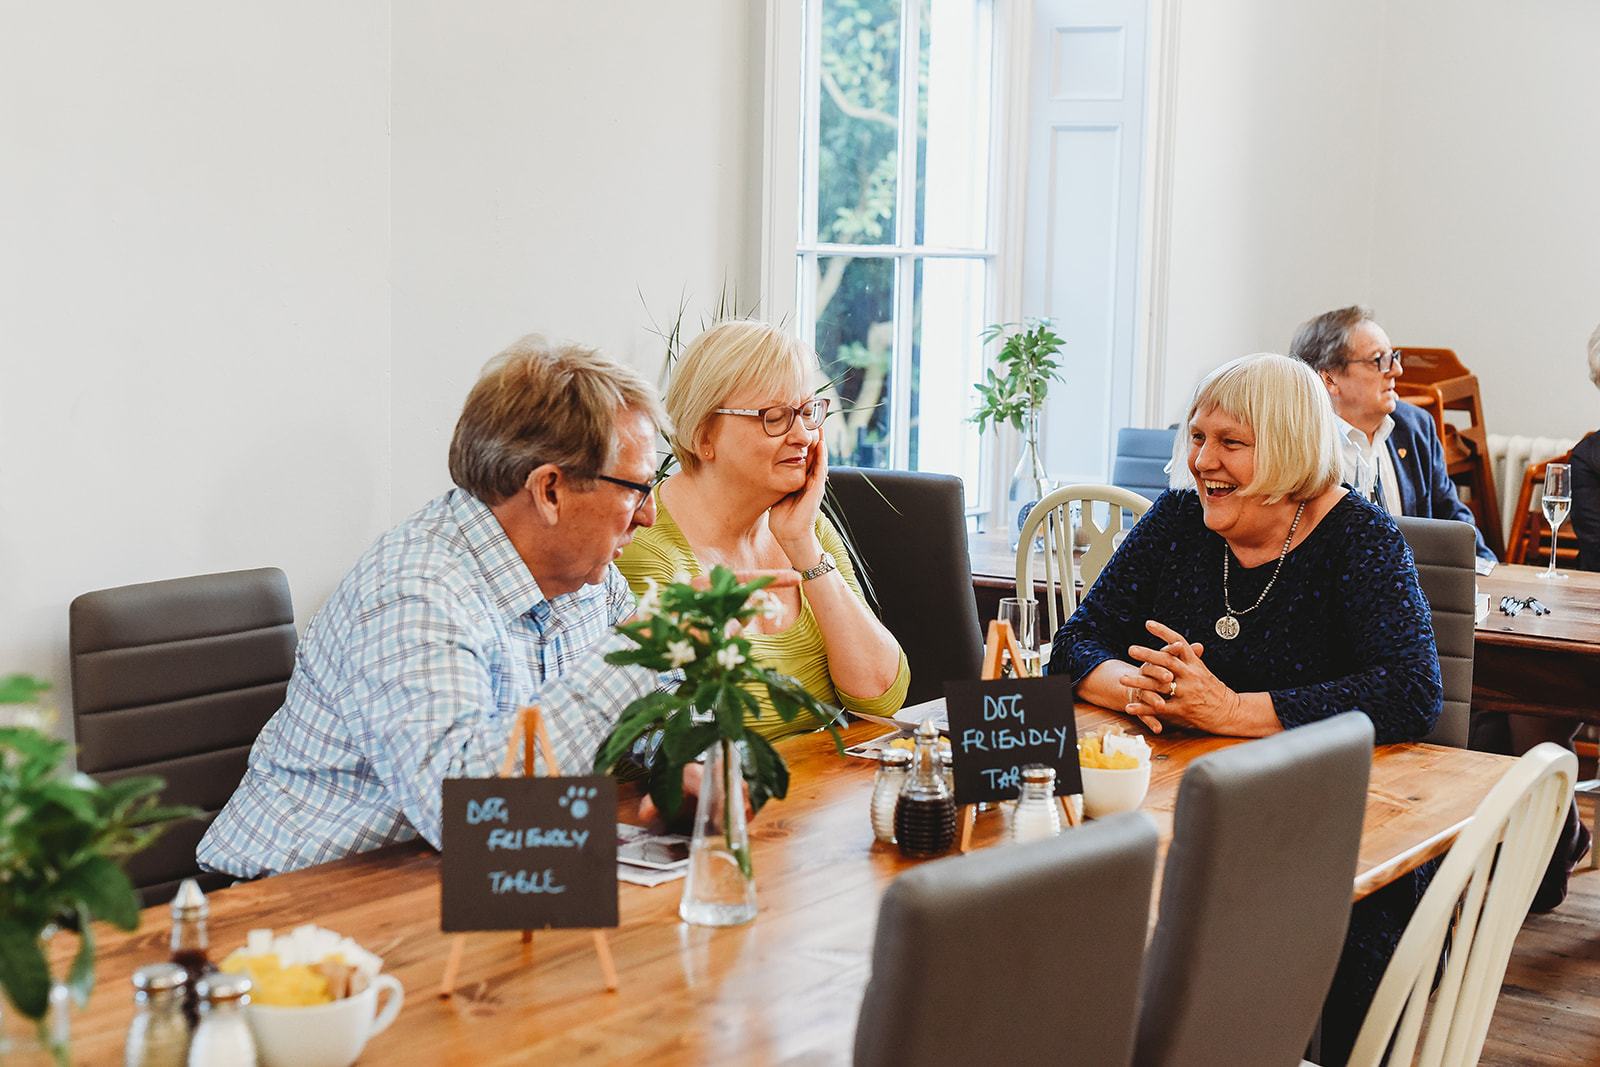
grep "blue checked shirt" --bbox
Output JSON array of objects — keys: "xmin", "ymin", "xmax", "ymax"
[{"xmin": 198, "ymin": 489, "xmax": 660, "ymax": 879}]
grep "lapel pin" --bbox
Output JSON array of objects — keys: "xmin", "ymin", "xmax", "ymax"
[{"xmin": 1398, "ymin": 448, "xmax": 1408, "ymax": 459}]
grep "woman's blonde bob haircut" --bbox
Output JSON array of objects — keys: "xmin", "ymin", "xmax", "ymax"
[
  {"xmin": 1168, "ymin": 352, "xmax": 1343, "ymax": 503},
  {"xmin": 666, "ymin": 320, "xmax": 820, "ymax": 473}
]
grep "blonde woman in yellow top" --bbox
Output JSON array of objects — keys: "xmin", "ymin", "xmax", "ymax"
[{"xmin": 617, "ymin": 321, "xmax": 910, "ymax": 741}]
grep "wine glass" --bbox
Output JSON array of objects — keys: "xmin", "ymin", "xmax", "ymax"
[
  {"xmin": 998, "ymin": 597, "xmax": 1042, "ymax": 677},
  {"xmin": 1539, "ymin": 462, "xmax": 1572, "ymax": 580}
]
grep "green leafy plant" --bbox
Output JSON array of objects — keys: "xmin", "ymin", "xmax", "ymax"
[
  {"xmin": 0, "ymin": 675, "xmax": 194, "ymax": 1057},
  {"xmin": 592, "ymin": 568, "xmax": 845, "ymax": 874},
  {"xmin": 970, "ymin": 320, "xmax": 1068, "ymax": 435}
]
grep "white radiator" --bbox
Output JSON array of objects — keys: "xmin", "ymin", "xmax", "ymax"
[{"xmin": 1486, "ymin": 433, "xmax": 1578, "ymax": 543}]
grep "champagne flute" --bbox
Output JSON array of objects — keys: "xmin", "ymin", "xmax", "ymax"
[
  {"xmin": 998, "ymin": 597, "xmax": 1042, "ymax": 677},
  {"xmin": 1539, "ymin": 462, "xmax": 1572, "ymax": 580}
]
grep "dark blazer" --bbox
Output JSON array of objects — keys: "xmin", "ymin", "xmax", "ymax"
[
  {"xmin": 1569, "ymin": 430, "xmax": 1600, "ymax": 572},
  {"xmin": 1384, "ymin": 399, "xmax": 1496, "ymax": 562}
]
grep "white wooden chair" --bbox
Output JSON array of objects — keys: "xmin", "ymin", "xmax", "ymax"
[
  {"xmin": 1015, "ymin": 483, "xmax": 1152, "ymax": 640},
  {"xmin": 1304, "ymin": 742, "xmax": 1577, "ymax": 1067}
]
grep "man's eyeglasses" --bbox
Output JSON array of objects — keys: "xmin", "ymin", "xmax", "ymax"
[
  {"xmin": 714, "ymin": 397, "xmax": 830, "ymax": 437},
  {"xmin": 1348, "ymin": 349, "xmax": 1403, "ymax": 374},
  {"xmin": 595, "ymin": 473, "xmax": 658, "ymax": 512}
]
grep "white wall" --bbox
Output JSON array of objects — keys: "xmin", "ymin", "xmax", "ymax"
[
  {"xmin": 1158, "ymin": 0, "xmax": 1600, "ymax": 442},
  {"xmin": 389, "ymin": 0, "xmax": 762, "ymax": 514},
  {"xmin": 1, "ymin": 1, "xmax": 762, "ymax": 726},
  {"xmin": 0, "ymin": 2, "xmax": 393, "ymax": 721}
]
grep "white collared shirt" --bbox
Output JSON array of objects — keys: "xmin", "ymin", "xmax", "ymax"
[{"xmin": 1335, "ymin": 415, "xmax": 1402, "ymax": 514}]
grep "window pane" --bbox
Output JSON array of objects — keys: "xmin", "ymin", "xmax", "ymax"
[
  {"xmin": 919, "ymin": 0, "xmax": 992, "ymax": 248},
  {"xmin": 816, "ymin": 255, "xmax": 895, "ymax": 467},
  {"xmin": 816, "ymin": 0, "xmax": 902, "ymax": 247},
  {"xmin": 909, "ymin": 258, "xmax": 985, "ymax": 487}
]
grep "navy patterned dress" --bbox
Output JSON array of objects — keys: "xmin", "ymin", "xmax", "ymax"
[{"xmin": 1048, "ymin": 488, "xmax": 1443, "ymax": 1065}]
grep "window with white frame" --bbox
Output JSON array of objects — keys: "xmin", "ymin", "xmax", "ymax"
[{"xmin": 793, "ymin": 0, "xmax": 998, "ymax": 499}]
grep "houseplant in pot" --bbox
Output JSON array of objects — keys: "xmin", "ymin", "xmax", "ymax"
[
  {"xmin": 971, "ymin": 320, "xmax": 1068, "ymax": 548},
  {"xmin": 0, "ymin": 674, "xmax": 194, "ymax": 1064},
  {"xmin": 593, "ymin": 568, "xmax": 843, "ymax": 926}
]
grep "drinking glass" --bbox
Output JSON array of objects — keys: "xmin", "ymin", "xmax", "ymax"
[
  {"xmin": 1539, "ymin": 462, "xmax": 1572, "ymax": 580},
  {"xmin": 998, "ymin": 597, "xmax": 1042, "ymax": 677}
]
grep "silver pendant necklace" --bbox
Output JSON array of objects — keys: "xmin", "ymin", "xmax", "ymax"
[{"xmin": 1216, "ymin": 501, "xmax": 1306, "ymax": 640}]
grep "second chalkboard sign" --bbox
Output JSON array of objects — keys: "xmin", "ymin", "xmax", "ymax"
[
  {"xmin": 440, "ymin": 776, "xmax": 619, "ymax": 932},
  {"xmin": 943, "ymin": 677, "xmax": 1083, "ymax": 806}
]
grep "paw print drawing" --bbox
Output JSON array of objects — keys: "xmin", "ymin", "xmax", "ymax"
[{"xmin": 559, "ymin": 784, "xmax": 598, "ymax": 820}]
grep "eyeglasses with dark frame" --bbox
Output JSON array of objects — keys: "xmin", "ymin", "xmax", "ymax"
[
  {"xmin": 713, "ymin": 397, "xmax": 831, "ymax": 437},
  {"xmin": 1347, "ymin": 348, "xmax": 1403, "ymax": 374},
  {"xmin": 595, "ymin": 473, "xmax": 658, "ymax": 512}
]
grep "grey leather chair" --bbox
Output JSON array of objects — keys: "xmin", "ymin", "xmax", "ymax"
[
  {"xmin": 855, "ymin": 810, "xmax": 1159, "ymax": 1067},
  {"xmin": 1112, "ymin": 427, "xmax": 1177, "ymax": 502},
  {"xmin": 1394, "ymin": 515, "xmax": 1477, "ymax": 748},
  {"xmin": 1133, "ymin": 711, "xmax": 1375, "ymax": 1067},
  {"xmin": 70, "ymin": 568, "xmax": 296, "ymax": 905},
  {"xmin": 827, "ymin": 467, "xmax": 984, "ymax": 706}
]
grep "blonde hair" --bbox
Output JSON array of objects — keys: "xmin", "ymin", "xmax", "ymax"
[
  {"xmin": 666, "ymin": 320, "xmax": 819, "ymax": 472},
  {"xmin": 1169, "ymin": 353, "xmax": 1343, "ymax": 503},
  {"xmin": 449, "ymin": 334, "xmax": 668, "ymax": 504},
  {"xmin": 1588, "ymin": 323, "xmax": 1600, "ymax": 389}
]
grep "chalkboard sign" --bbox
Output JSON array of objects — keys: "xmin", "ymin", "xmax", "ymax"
[
  {"xmin": 943, "ymin": 677, "xmax": 1083, "ymax": 806},
  {"xmin": 440, "ymin": 776, "xmax": 619, "ymax": 932}
]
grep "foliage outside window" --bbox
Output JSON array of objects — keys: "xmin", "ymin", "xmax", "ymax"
[{"xmin": 799, "ymin": 0, "xmax": 996, "ymax": 495}]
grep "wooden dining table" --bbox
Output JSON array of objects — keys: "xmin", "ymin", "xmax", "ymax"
[
  {"xmin": 57, "ymin": 709, "xmax": 1513, "ymax": 1066},
  {"xmin": 1474, "ymin": 562, "xmax": 1600, "ymax": 726}
]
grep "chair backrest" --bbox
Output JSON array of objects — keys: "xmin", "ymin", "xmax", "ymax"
[
  {"xmin": 1016, "ymin": 483, "xmax": 1152, "ymax": 639},
  {"xmin": 1345, "ymin": 743, "xmax": 1576, "ymax": 1067},
  {"xmin": 855, "ymin": 810, "xmax": 1159, "ymax": 1067},
  {"xmin": 1133, "ymin": 712, "xmax": 1375, "ymax": 1067},
  {"xmin": 70, "ymin": 568, "xmax": 296, "ymax": 906},
  {"xmin": 1504, "ymin": 449, "xmax": 1578, "ymax": 567},
  {"xmin": 1391, "ymin": 346, "xmax": 1471, "ymax": 386},
  {"xmin": 827, "ymin": 468, "xmax": 984, "ymax": 705},
  {"xmin": 1112, "ymin": 427, "xmax": 1177, "ymax": 502},
  {"xmin": 1395, "ymin": 516, "xmax": 1477, "ymax": 748}
]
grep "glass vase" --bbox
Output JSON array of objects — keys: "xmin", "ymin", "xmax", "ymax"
[
  {"xmin": 679, "ymin": 739, "xmax": 758, "ymax": 927},
  {"xmin": 0, "ymin": 970, "xmax": 70, "ymax": 1067},
  {"xmin": 1006, "ymin": 409, "xmax": 1054, "ymax": 550}
]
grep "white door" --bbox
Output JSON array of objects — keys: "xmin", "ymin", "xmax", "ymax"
[{"xmin": 1022, "ymin": 0, "xmax": 1149, "ymax": 485}]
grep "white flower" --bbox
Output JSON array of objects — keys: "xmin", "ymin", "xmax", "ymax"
[
  {"xmin": 750, "ymin": 589, "xmax": 784, "ymax": 623},
  {"xmin": 716, "ymin": 645, "xmax": 746, "ymax": 670},
  {"xmin": 671, "ymin": 568, "xmax": 694, "ymax": 585},
  {"xmin": 666, "ymin": 640, "xmax": 697, "ymax": 668},
  {"xmin": 634, "ymin": 578, "xmax": 662, "ymax": 618}
]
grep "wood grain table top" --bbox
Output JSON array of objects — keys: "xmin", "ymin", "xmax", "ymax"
[
  {"xmin": 56, "ymin": 710, "xmax": 1513, "ymax": 1066},
  {"xmin": 1475, "ymin": 562, "xmax": 1600, "ymax": 652}
]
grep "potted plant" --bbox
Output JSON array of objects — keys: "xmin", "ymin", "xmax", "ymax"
[
  {"xmin": 0, "ymin": 674, "xmax": 193, "ymax": 1064},
  {"xmin": 593, "ymin": 568, "xmax": 843, "ymax": 926},
  {"xmin": 971, "ymin": 320, "xmax": 1068, "ymax": 548}
]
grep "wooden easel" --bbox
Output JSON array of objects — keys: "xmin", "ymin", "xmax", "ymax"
[
  {"xmin": 438, "ymin": 706, "xmax": 619, "ymax": 998},
  {"xmin": 958, "ymin": 621, "xmax": 1080, "ymax": 852}
]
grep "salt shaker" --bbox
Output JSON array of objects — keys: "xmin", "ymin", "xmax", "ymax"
[
  {"xmin": 1011, "ymin": 764, "xmax": 1062, "ymax": 844},
  {"xmin": 126, "ymin": 962, "xmax": 191, "ymax": 1067},
  {"xmin": 188, "ymin": 973, "xmax": 257, "ymax": 1067},
  {"xmin": 870, "ymin": 748, "xmax": 912, "ymax": 843},
  {"xmin": 894, "ymin": 718, "xmax": 957, "ymax": 858}
]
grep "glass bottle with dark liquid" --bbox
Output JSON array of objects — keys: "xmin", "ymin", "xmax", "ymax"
[
  {"xmin": 170, "ymin": 878, "xmax": 215, "ymax": 1027},
  {"xmin": 894, "ymin": 718, "xmax": 957, "ymax": 858}
]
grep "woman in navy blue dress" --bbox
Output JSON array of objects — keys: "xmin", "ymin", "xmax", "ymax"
[{"xmin": 1049, "ymin": 352, "xmax": 1442, "ymax": 1066}]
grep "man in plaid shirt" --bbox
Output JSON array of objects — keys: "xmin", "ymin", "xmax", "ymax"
[{"xmin": 200, "ymin": 335, "xmax": 669, "ymax": 878}]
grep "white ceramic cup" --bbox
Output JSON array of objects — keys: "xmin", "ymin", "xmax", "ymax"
[
  {"xmin": 1078, "ymin": 763, "xmax": 1151, "ymax": 819},
  {"xmin": 247, "ymin": 973, "xmax": 403, "ymax": 1067}
]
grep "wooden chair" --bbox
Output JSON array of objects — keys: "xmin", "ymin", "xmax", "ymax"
[
  {"xmin": 1015, "ymin": 483, "xmax": 1152, "ymax": 641},
  {"xmin": 1311, "ymin": 743, "xmax": 1577, "ymax": 1067},
  {"xmin": 1135, "ymin": 712, "xmax": 1374, "ymax": 1067},
  {"xmin": 1392, "ymin": 346, "xmax": 1505, "ymax": 558},
  {"xmin": 855, "ymin": 811, "xmax": 1158, "ymax": 1067},
  {"xmin": 70, "ymin": 568, "xmax": 297, "ymax": 906},
  {"xmin": 1503, "ymin": 449, "xmax": 1580, "ymax": 568}
]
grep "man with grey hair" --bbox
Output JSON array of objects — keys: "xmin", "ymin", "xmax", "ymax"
[
  {"xmin": 200, "ymin": 335, "xmax": 670, "ymax": 878},
  {"xmin": 1289, "ymin": 305, "xmax": 1494, "ymax": 562}
]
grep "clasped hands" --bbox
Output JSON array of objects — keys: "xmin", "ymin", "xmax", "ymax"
[{"xmin": 1120, "ymin": 619, "xmax": 1241, "ymax": 734}]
